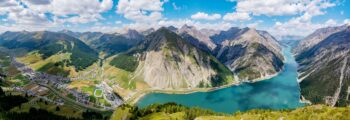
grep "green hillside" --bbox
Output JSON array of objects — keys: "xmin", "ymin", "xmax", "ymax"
[
  {"xmin": 0, "ymin": 31, "xmax": 99, "ymax": 73},
  {"xmin": 111, "ymin": 103, "xmax": 350, "ymax": 120}
]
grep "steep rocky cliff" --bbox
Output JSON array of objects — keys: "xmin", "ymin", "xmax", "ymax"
[
  {"xmin": 294, "ymin": 25, "xmax": 348, "ymax": 54},
  {"xmin": 109, "ymin": 27, "xmax": 235, "ymax": 89},
  {"xmin": 212, "ymin": 27, "xmax": 284, "ymax": 81},
  {"xmin": 177, "ymin": 25, "xmax": 217, "ymax": 52},
  {"xmin": 295, "ymin": 25, "xmax": 350, "ymax": 106}
]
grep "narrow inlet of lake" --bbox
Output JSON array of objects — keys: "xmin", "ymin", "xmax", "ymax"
[{"xmin": 137, "ymin": 42, "xmax": 305, "ymax": 114}]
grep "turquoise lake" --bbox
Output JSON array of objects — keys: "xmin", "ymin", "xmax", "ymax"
[{"xmin": 137, "ymin": 42, "xmax": 305, "ymax": 114}]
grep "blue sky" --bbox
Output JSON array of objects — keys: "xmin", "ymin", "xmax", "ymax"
[{"xmin": 0, "ymin": 0, "xmax": 349, "ymax": 38}]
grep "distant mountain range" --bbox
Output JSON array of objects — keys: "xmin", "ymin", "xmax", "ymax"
[
  {"xmin": 0, "ymin": 25, "xmax": 284, "ymax": 90},
  {"xmin": 60, "ymin": 29, "xmax": 144, "ymax": 56},
  {"xmin": 294, "ymin": 24, "xmax": 350, "ymax": 106}
]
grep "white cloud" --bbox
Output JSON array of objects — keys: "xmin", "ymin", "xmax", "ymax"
[
  {"xmin": 247, "ymin": 20, "xmax": 263, "ymax": 28},
  {"xmin": 116, "ymin": 0, "xmax": 165, "ymax": 23},
  {"xmin": 265, "ymin": 0, "xmax": 337, "ymax": 38},
  {"xmin": 115, "ymin": 21, "xmax": 122, "ymax": 24},
  {"xmin": 172, "ymin": 2, "xmax": 180, "ymax": 10},
  {"xmin": 21, "ymin": 0, "xmax": 113, "ymax": 24},
  {"xmin": 23, "ymin": 0, "xmax": 52, "ymax": 5},
  {"xmin": 268, "ymin": 18, "xmax": 340, "ymax": 39},
  {"xmin": 236, "ymin": 0, "xmax": 304, "ymax": 16},
  {"xmin": 325, "ymin": 19, "xmax": 337, "ymax": 26},
  {"xmin": 0, "ymin": 0, "xmax": 114, "ymax": 31},
  {"xmin": 191, "ymin": 12, "xmax": 221, "ymax": 21},
  {"xmin": 235, "ymin": 0, "xmax": 335, "ymax": 17},
  {"xmin": 0, "ymin": 0, "xmax": 51, "ymax": 25},
  {"xmin": 63, "ymin": 14, "xmax": 103, "ymax": 24},
  {"xmin": 158, "ymin": 19, "xmax": 234, "ymax": 30},
  {"xmin": 226, "ymin": 0, "xmax": 236, "ymax": 2},
  {"xmin": 118, "ymin": 19, "xmax": 235, "ymax": 32},
  {"xmin": 343, "ymin": 19, "xmax": 350, "ymax": 25},
  {"xmin": 223, "ymin": 12, "xmax": 251, "ymax": 21},
  {"xmin": 23, "ymin": 0, "xmax": 113, "ymax": 16}
]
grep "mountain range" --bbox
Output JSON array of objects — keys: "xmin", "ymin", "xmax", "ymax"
[
  {"xmin": 0, "ymin": 25, "xmax": 284, "ymax": 90},
  {"xmin": 213, "ymin": 27, "xmax": 284, "ymax": 81}
]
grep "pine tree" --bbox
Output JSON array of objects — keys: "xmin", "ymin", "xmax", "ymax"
[{"xmin": 56, "ymin": 106, "xmax": 60, "ymax": 111}]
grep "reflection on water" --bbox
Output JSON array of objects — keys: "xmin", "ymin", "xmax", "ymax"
[{"xmin": 137, "ymin": 42, "xmax": 304, "ymax": 114}]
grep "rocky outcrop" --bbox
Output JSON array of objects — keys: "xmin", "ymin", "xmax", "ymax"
[
  {"xmin": 295, "ymin": 25, "xmax": 350, "ymax": 106},
  {"xmin": 212, "ymin": 27, "xmax": 284, "ymax": 81},
  {"xmin": 294, "ymin": 25, "xmax": 348, "ymax": 54},
  {"xmin": 177, "ymin": 25, "xmax": 217, "ymax": 52},
  {"xmin": 110, "ymin": 27, "xmax": 235, "ymax": 89}
]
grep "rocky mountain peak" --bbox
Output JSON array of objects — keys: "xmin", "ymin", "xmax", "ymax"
[
  {"xmin": 177, "ymin": 25, "xmax": 217, "ymax": 51},
  {"xmin": 180, "ymin": 24, "xmax": 194, "ymax": 30},
  {"xmin": 294, "ymin": 24, "xmax": 349, "ymax": 54},
  {"xmin": 166, "ymin": 26, "xmax": 178, "ymax": 32},
  {"xmin": 141, "ymin": 28, "xmax": 155, "ymax": 35},
  {"xmin": 116, "ymin": 27, "xmax": 234, "ymax": 89},
  {"xmin": 214, "ymin": 27, "xmax": 284, "ymax": 81},
  {"xmin": 123, "ymin": 29, "xmax": 143, "ymax": 40}
]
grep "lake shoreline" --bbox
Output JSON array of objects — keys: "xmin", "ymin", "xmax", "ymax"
[
  {"xmin": 127, "ymin": 47, "xmax": 289, "ymax": 105},
  {"xmin": 126, "ymin": 70, "xmax": 283, "ymax": 105},
  {"xmin": 125, "ymin": 47, "xmax": 287, "ymax": 105},
  {"xmin": 133, "ymin": 44, "xmax": 305, "ymax": 114}
]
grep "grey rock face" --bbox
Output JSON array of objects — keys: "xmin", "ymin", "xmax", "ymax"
[
  {"xmin": 112, "ymin": 27, "xmax": 235, "ymax": 89},
  {"xmin": 177, "ymin": 25, "xmax": 217, "ymax": 52},
  {"xmin": 294, "ymin": 25, "xmax": 348, "ymax": 54},
  {"xmin": 213, "ymin": 27, "xmax": 284, "ymax": 81},
  {"xmin": 295, "ymin": 25, "xmax": 350, "ymax": 106}
]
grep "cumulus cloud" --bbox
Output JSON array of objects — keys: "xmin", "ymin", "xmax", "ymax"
[
  {"xmin": 343, "ymin": 19, "xmax": 350, "ymax": 25},
  {"xmin": 268, "ymin": 18, "xmax": 340, "ymax": 39},
  {"xmin": 23, "ymin": 0, "xmax": 52, "ymax": 5},
  {"xmin": 23, "ymin": 0, "xmax": 113, "ymax": 16},
  {"xmin": 247, "ymin": 20, "xmax": 263, "ymax": 28},
  {"xmin": 235, "ymin": 0, "xmax": 334, "ymax": 16},
  {"xmin": 0, "ymin": 0, "xmax": 51, "ymax": 25},
  {"xmin": 23, "ymin": 0, "xmax": 113, "ymax": 24},
  {"xmin": 158, "ymin": 19, "xmax": 234, "ymax": 30},
  {"xmin": 223, "ymin": 12, "xmax": 251, "ymax": 21},
  {"xmin": 265, "ymin": 0, "xmax": 337, "ymax": 38},
  {"xmin": 0, "ymin": 0, "xmax": 114, "ymax": 31},
  {"xmin": 236, "ymin": 0, "xmax": 304, "ymax": 16},
  {"xmin": 191, "ymin": 12, "xmax": 221, "ymax": 21},
  {"xmin": 116, "ymin": 0, "xmax": 166, "ymax": 23}
]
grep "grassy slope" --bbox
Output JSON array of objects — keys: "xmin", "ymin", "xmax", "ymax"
[
  {"xmin": 111, "ymin": 104, "xmax": 350, "ymax": 120},
  {"xmin": 17, "ymin": 52, "xmax": 73, "ymax": 77},
  {"xmin": 198, "ymin": 105, "xmax": 350, "ymax": 120},
  {"xmin": 10, "ymin": 100, "xmax": 83, "ymax": 119}
]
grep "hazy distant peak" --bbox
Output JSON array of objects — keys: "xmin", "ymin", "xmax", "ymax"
[
  {"xmin": 123, "ymin": 29, "xmax": 143, "ymax": 39},
  {"xmin": 166, "ymin": 26, "xmax": 178, "ymax": 32},
  {"xmin": 180, "ymin": 24, "xmax": 195, "ymax": 29}
]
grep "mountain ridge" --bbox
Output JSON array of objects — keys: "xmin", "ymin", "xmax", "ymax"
[{"xmin": 295, "ymin": 25, "xmax": 350, "ymax": 106}]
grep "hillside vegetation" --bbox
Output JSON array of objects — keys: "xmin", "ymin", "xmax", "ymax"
[{"xmin": 111, "ymin": 103, "xmax": 350, "ymax": 120}]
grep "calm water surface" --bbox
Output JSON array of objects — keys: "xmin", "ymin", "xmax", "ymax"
[{"xmin": 137, "ymin": 42, "xmax": 304, "ymax": 113}]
